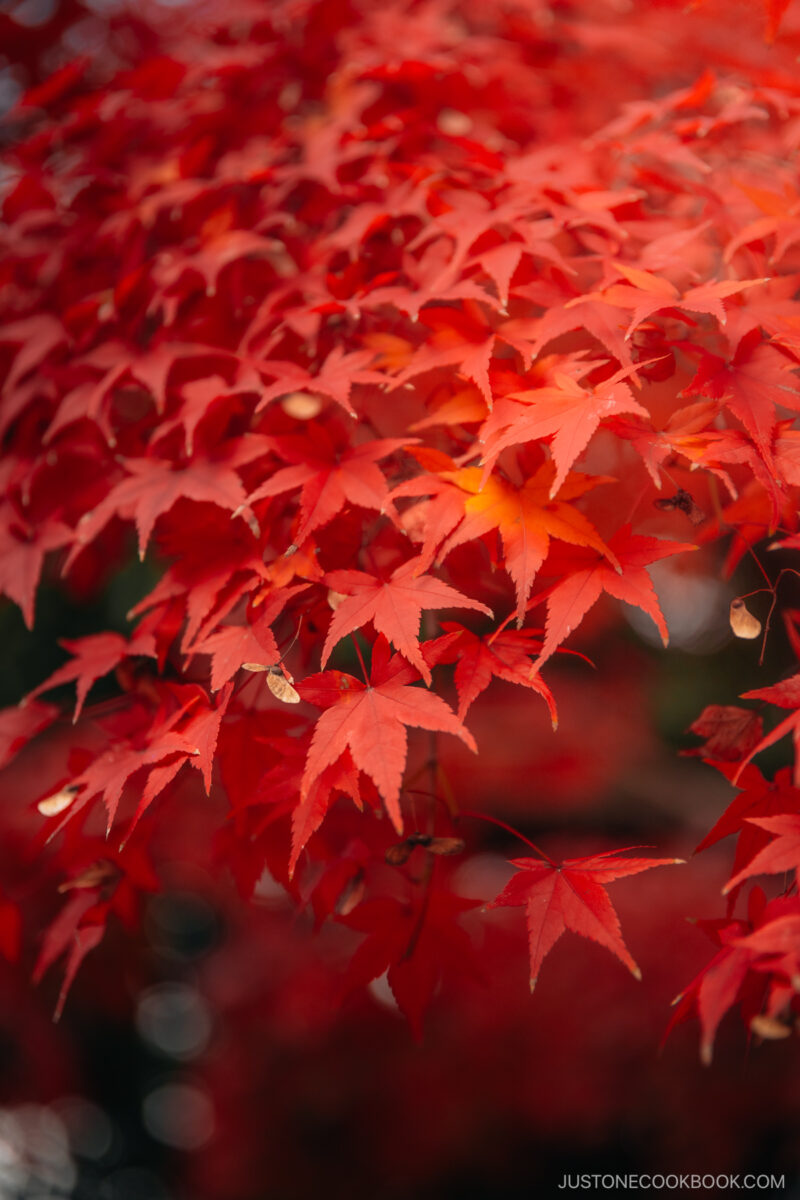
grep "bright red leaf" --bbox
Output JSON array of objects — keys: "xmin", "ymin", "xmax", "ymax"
[
  {"xmin": 321, "ymin": 558, "xmax": 492, "ymax": 685},
  {"xmin": 488, "ymin": 849, "xmax": 682, "ymax": 990},
  {"xmin": 298, "ymin": 635, "xmax": 476, "ymax": 832}
]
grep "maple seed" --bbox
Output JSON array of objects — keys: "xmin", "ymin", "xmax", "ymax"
[
  {"xmin": 243, "ymin": 662, "xmax": 301, "ymax": 703},
  {"xmin": 729, "ymin": 598, "xmax": 762, "ymax": 639},
  {"xmin": 335, "ymin": 871, "xmax": 366, "ymax": 916},
  {"xmin": 37, "ymin": 783, "xmax": 80, "ymax": 816},
  {"xmin": 281, "ymin": 391, "xmax": 322, "ymax": 419},
  {"xmin": 385, "ymin": 833, "xmax": 465, "ymax": 865},
  {"xmin": 267, "ymin": 668, "xmax": 300, "ymax": 704},
  {"xmin": 57, "ymin": 859, "xmax": 119, "ymax": 893},
  {"xmin": 750, "ymin": 1014, "xmax": 791, "ymax": 1040}
]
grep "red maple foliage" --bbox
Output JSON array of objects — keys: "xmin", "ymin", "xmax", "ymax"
[{"xmin": 3, "ymin": 0, "xmax": 800, "ymax": 1192}]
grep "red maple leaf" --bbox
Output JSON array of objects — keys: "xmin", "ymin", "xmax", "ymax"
[
  {"xmin": 241, "ymin": 424, "xmax": 413, "ymax": 546},
  {"xmin": 668, "ymin": 891, "xmax": 800, "ymax": 1063},
  {"xmin": 340, "ymin": 890, "xmax": 480, "ymax": 1039},
  {"xmin": 297, "ymin": 635, "xmax": 476, "ymax": 832},
  {"xmin": 0, "ymin": 514, "xmax": 72, "ymax": 629},
  {"xmin": 425, "ymin": 622, "xmax": 557, "ymax": 725},
  {"xmin": 696, "ymin": 765, "xmax": 798, "ymax": 854},
  {"xmin": 533, "ymin": 526, "xmax": 696, "ymax": 669},
  {"xmin": 436, "ymin": 461, "xmax": 618, "ymax": 623},
  {"xmin": 684, "ymin": 333, "xmax": 800, "ymax": 477},
  {"xmin": 66, "ymin": 437, "xmax": 268, "ymax": 563},
  {"xmin": 290, "ymin": 752, "xmax": 362, "ymax": 876},
  {"xmin": 190, "ymin": 584, "xmax": 306, "ymax": 690},
  {"xmin": 723, "ymin": 813, "xmax": 800, "ymax": 895},
  {"xmin": 29, "ymin": 629, "xmax": 157, "ymax": 722},
  {"xmin": 50, "ymin": 684, "xmax": 232, "ymax": 833},
  {"xmin": 735, "ymin": 673, "xmax": 800, "ymax": 786},
  {"xmin": 0, "ymin": 700, "xmax": 59, "ymax": 770},
  {"xmin": 321, "ymin": 558, "xmax": 492, "ymax": 685},
  {"xmin": 33, "ymin": 891, "xmax": 107, "ymax": 1022},
  {"xmin": 244, "ymin": 346, "xmax": 383, "ymax": 417},
  {"xmin": 488, "ymin": 848, "xmax": 681, "ymax": 990},
  {"xmin": 478, "ymin": 361, "xmax": 649, "ymax": 496},
  {"xmin": 387, "ymin": 304, "xmax": 497, "ymax": 407},
  {"xmin": 0, "ymin": 314, "xmax": 67, "ymax": 397},
  {"xmin": 683, "ymin": 705, "xmax": 765, "ymax": 763}
]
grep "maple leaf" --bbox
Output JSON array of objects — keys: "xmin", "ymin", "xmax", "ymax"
[
  {"xmin": 0, "ymin": 700, "xmax": 59, "ymax": 770},
  {"xmin": 190, "ymin": 584, "xmax": 306, "ymax": 690},
  {"xmin": 340, "ymin": 890, "xmax": 480, "ymax": 1039},
  {"xmin": 437, "ymin": 461, "xmax": 618, "ymax": 623},
  {"xmin": 0, "ymin": 315, "xmax": 67, "ymax": 397},
  {"xmin": 668, "ymin": 892, "xmax": 800, "ymax": 1064},
  {"xmin": 532, "ymin": 526, "xmax": 697, "ymax": 670},
  {"xmin": 61, "ymin": 685, "xmax": 232, "ymax": 833},
  {"xmin": 425, "ymin": 622, "xmax": 557, "ymax": 725},
  {"xmin": 290, "ymin": 752, "xmax": 362, "ymax": 876},
  {"xmin": 387, "ymin": 304, "xmax": 497, "ymax": 407},
  {"xmin": 478, "ymin": 363, "xmax": 649, "ymax": 497},
  {"xmin": 488, "ymin": 849, "xmax": 681, "ymax": 990},
  {"xmin": 174, "ymin": 682, "xmax": 234, "ymax": 795},
  {"xmin": 0, "ymin": 515, "xmax": 72, "ymax": 629},
  {"xmin": 684, "ymin": 334, "xmax": 800, "ymax": 478},
  {"xmin": 297, "ymin": 635, "xmax": 476, "ymax": 832},
  {"xmin": 723, "ymin": 814, "xmax": 800, "ymax": 895},
  {"xmin": 67, "ymin": 438, "xmax": 268, "ymax": 563},
  {"xmin": 683, "ymin": 705, "xmax": 764, "ymax": 763},
  {"xmin": 244, "ymin": 347, "xmax": 383, "ymax": 417},
  {"xmin": 695, "ymin": 765, "xmax": 794, "ymax": 854},
  {"xmin": 241, "ymin": 425, "xmax": 413, "ymax": 545},
  {"xmin": 733, "ymin": 913, "xmax": 800, "ymax": 977},
  {"xmin": 321, "ymin": 558, "xmax": 492, "ymax": 685},
  {"xmin": 72, "ymin": 339, "xmax": 221, "ymax": 423},
  {"xmin": 65, "ymin": 728, "xmax": 196, "ymax": 834},
  {"xmin": 735, "ymin": 674, "xmax": 800, "ymax": 787},
  {"xmin": 28, "ymin": 630, "xmax": 157, "ymax": 722},
  {"xmin": 576, "ymin": 268, "xmax": 767, "ymax": 342},
  {"xmin": 32, "ymin": 890, "xmax": 107, "ymax": 1022},
  {"xmin": 516, "ymin": 290, "xmax": 636, "ymax": 375}
]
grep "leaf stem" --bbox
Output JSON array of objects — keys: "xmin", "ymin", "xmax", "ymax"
[
  {"xmin": 458, "ymin": 809, "xmax": 556, "ymax": 865},
  {"xmin": 351, "ymin": 635, "xmax": 369, "ymax": 684}
]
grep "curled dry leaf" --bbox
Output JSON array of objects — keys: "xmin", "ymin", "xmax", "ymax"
[
  {"xmin": 37, "ymin": 783, "xmax": 80, "ymax": 816},
  {"xmin": 730, "ymin": 598, "xmax": 762, "ymax": 639},
  {"xmin": 683, "ymin": 704, "xmax": 764, "ymax": 761}
]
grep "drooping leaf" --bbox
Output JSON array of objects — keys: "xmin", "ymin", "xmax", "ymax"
[
  {"xmin": 488, "ymin": 849, "xmax": 681, "ymax": 990},
  {"xmin": 533, "ymin": 526, "xmax": 696, "ymax": 669},
  {"xmin": 321, "ymin": 558, "xmax": 492, "ymax": 685},
  {"xmin": 298, "ymin": 635, "xmax": 476, "ymax": 832},
  {"xmin": 437, "ymin": 461, "xmax": 618, "ymax": 622}
]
